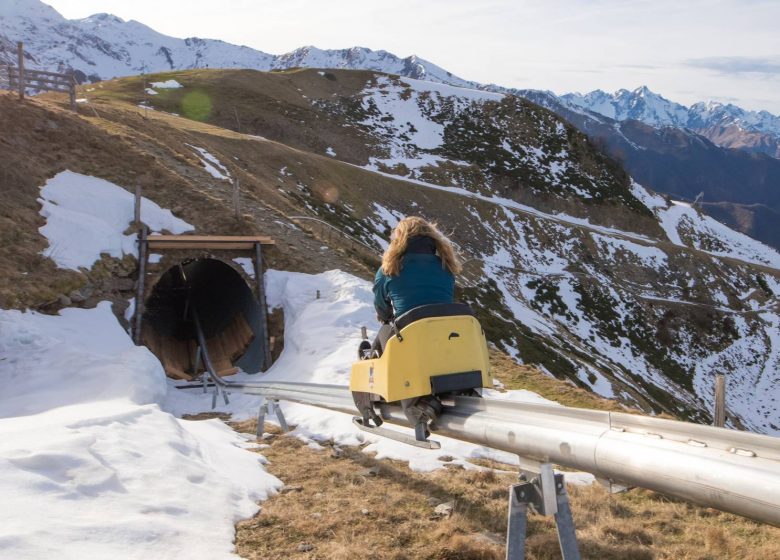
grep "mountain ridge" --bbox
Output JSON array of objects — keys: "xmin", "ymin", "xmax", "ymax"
[{"xmin": 4, "ymin": 0, "xmax": 777, "ymax": 146}]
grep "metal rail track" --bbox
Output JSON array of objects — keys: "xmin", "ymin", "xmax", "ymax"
[{"xmin": 191, "ymin": 311, "xmax": 780, "ymax": 527}]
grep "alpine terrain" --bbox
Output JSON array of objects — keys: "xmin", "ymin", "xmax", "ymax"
[
  {"xmin": 3, "ymin": 0, "xmax": 780, "ymax": 252},
  {"xmin": 3, "ymin": 63, "xmax": 780, "ymax": 435},
  {"xmin": 3, "ymin": 2, "xmax": 780, "ymax": 557}
]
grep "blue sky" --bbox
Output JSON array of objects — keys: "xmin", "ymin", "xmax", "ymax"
[{"xmin": 44, "ymin": 0, "xmax": 780, "ymax": 113}]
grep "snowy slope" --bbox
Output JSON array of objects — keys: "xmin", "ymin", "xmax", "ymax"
[{"xmin": 0, "ymin": 302, "xmax": 281, "ymax": 560}]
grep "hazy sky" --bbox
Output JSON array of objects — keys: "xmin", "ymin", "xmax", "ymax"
[{"xmin": 44, "ymin": 0, "xmax": 780, "ymax": 113}]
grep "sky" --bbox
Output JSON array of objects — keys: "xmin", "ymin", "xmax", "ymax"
[{"xmin": 43, "ymin": 0, "xmax": 780, "ymax": 113}]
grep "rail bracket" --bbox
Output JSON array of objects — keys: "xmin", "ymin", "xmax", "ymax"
[
  {"xmin": 506, "ymin": 463, "xmax": 581, "ymax": 560},
  {"xmin": 256, "ymin": 398, "xmax": 290, "ymax": 439}
]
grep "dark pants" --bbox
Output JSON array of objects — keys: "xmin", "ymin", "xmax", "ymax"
[{"xmin": 370, "ymin": 323, "xmax": 394, "ymax": 357}]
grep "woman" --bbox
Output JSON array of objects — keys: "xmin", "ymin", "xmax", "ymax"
[{"xmin": 361, "ymin": 216, "xmax": 462, "ymax": 358}]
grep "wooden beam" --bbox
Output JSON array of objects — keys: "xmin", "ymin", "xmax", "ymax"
[
  {"xmin": 24, "ymin": 68, "xmax": 74, "ymax": 80},
  {"xmin": 148, "ymin": 235, "xmax": 274, "ymax": 243},
  {"xmin": 17, "ymin": 42, "xmax": 24, "ymax": 101},
  {"xmin": 146, "ymin": 235, "xmax": 275, "ymax": 251},
  {"xmin": 147, "ymin": 241, "xmax": 273, "ymax": 250}
]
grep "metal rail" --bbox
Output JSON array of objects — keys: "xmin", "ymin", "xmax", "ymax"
[{"xmin": 191, "ymin": 313, "xmax": 780, "ymax": 527}]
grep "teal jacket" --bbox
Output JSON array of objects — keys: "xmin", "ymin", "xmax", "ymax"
[{"xmin": 374, "ymin": 252, "xmax": 455, "ymax": 322}]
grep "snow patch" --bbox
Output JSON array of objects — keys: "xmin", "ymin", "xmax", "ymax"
[
  {"xmin": 187, "ymin": 144, "xmax": 231, "ymax": 181},
  {"xmin": 38, "ymin": 171, "xmax": 193, "ymax": 270},
  {"xmin": 149, "ymin": 79, "xmax": 182, "ymax": 89}
]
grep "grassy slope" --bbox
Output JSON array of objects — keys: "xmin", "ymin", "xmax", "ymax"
[{"xmin": 95, "ymin": 68, "xmax": 665, "ymax": 235}]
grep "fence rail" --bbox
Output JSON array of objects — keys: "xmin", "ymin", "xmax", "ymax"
[{"xmin": 2, "ymin": 43, "xmax": 77, "ymax": 110}]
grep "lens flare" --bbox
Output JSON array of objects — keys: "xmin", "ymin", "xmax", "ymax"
[{"xmin": 181, "ymin": 91, "xmax": 212, "ymax": 121}]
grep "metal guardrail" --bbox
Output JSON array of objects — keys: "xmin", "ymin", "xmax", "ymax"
[{"xmin": 190, "ymin": 320, "xmax": 780, "ymax": 527}]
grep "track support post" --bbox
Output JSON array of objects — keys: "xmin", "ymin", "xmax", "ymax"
[
  {"xmin": 256, "ymin": 399, "xmax": 290, "ymax": 440},
  {"xmin": 505, "ymin": 463, "xmax": 580, "ymax": 560}
]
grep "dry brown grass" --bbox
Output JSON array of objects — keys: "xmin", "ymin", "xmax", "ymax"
[
  {"xmin": 0, "ymin": 89, "xmax": 376, "ymax": 310},
  {"xmin": 488, "ymin": 348, "xmax": 633, "ymax": 413},
  {"xmin": 227, "ymin": 419, "xmax": 780, "ymax": 560}
]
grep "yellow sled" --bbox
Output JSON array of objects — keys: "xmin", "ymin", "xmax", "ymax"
[{"xmin": 350, "ymin": 304, "xmax": 492, "ymax": 444}]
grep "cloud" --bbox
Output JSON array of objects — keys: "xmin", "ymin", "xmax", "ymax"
[
  {"xmin": 685, "ymin": 56, "xmax": 780, "ymax": 76},
  {"xmin": 616, "ymin": 63, "xmax": 660, "ymax": 70}
]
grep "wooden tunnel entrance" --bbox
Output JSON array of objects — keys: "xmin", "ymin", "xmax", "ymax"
[{"xmin": 133, "ymin": 234, "xmax": 274, "ymax": 381}]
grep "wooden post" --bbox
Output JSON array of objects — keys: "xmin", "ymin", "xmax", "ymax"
[
  {"xmin": 714, "ymin": 374, "xmax": 726, "ymax": 428},
  {"xmin": 17, "ymin": 42, "xmax": 24, "ymax": 101},
  {"xmin": 254, "ymin": 243, "xmax": 271, "ymax": 370},
  {"xmin": 68, "ymin": 75, "xmax": 76, "ymax": 111},
  {"xmin": 133, "ymin": 225, "xmax": 149, "ymax": 345},
  {"xmin": 232, "ymin": 178, "xmax": 240, "ymax": 221},
  {"xmin": 233, "ymin": 106, "xmax": 241, "ymax": 133},
  {"xmin": 134, "ymin": 181, "xmax": 142, "ymax": 227}
]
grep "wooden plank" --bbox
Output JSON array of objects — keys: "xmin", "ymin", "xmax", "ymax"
[
  {"xmin": 146, "ymin": 235, "xmax": 275, "ymax": 250},
  {"xmin": 10, "ymin": 78, "xmax": 71, "ymax": 92},
  {"xmin": 23, "ymin": 76, "xmax": 71, "ymax": 86},
  {"xmin": 147, "ymin": 235, "xmax": 274, "ymax": 243},
  {"xmin": 24, "ymin": 68, "xmax": 73, "ymax": 79},
  {"xmin": 147, "ymin": 241, "xmax": 270, "ymax": 250}
]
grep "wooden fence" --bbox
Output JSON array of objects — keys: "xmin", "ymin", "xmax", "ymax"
[{"xmin": 1, "ymin": 42, "xmax": 77, "ymax": 110}]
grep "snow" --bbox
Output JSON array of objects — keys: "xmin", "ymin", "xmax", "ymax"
[
  {"xmin": 149, "ymin": 79, "xmax": 182, "ymax": 89},
  {"xmin": 233, "ymin": 257, "xmax": 255, "ymax": 278},
  {"xmin": 563, "ymin": 87, "xmax": 780, "ymax": 139},
  {"xmin": 359, "ymin": 75, "xmax": 504, "ymax": 172},
  {"xmin": 187, "ymin": 145, "xmax": 231, "ymax": 181},
  {"xmin": 325, "ymin": 146, "xmax": 336, "ymax": 157},
  {"xmin": 591, "ymin": 233, "xmax": 668, "ymax": 270},
  {"xmin": 145, "ymin": 87, "xmax": 158, "ymax": 95},
  {"xmin": 38, "ymin": 171, "xmax": 193, "ymax": 271},
  {"xmin": 0, "ymin": 303, "xmax": 281, "ymax": 560},
  {"xmin": 368, "ymin": 202, "xmax": 403, "ymax": 248},
  {"xmin": 657, "ymin": 200, "xmax": 780, "ymax": 268}
]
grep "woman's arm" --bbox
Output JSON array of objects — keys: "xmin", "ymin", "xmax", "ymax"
[{"xmin": 373, "ymin": 268, "xmax": 393, "ymax": 323}]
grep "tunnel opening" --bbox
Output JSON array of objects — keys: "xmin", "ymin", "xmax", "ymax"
[{"xmin": 142, "ymin": 258, "xmax": 267, "ymax": 379}]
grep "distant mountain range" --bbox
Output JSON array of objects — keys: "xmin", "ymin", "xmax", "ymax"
[
  {"xmin": 561, "ymin": 87, "xmax": 780, "ymax": 159},
  {"xmin": 3, "ymin": 0, "xmax": 780, "ymax": 248}
]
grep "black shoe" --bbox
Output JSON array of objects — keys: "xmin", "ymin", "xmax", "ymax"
[{"xmin": 358, "ymin": 341, "xmax": 371, "ymax": 360}]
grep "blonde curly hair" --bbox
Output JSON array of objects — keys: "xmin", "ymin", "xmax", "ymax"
[{"xmin": 381, "ymin": 216, "xmax": 462, "ymax": 276}]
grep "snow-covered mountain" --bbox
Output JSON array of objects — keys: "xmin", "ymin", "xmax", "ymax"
[
  {"xmin": 3, "ymin": 0, "xmax": 779, "ymax": 158},
  {"xmin": 561, "ymin": 87, "xmax": 780, "ymax": 158},
  {"xmin": 0, "ymin": 0, "xmax": 480, "ymax": 89}
]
